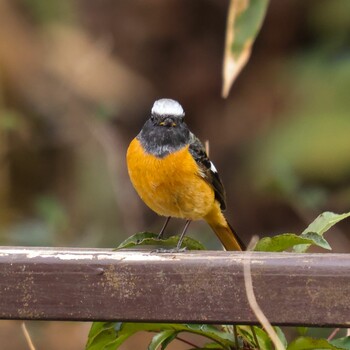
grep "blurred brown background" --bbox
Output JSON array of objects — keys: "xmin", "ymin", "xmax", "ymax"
[{"xmin": 0, "ymin": 0, "xmax": 349, "ymax": 349}]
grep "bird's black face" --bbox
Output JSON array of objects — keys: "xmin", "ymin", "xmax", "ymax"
[
  {"xmin": 137, "ymin": 99, "xmax": 190, "ymax": 158},
  {"xmin": 150, "ymin": 113, "xmax": 185, "ymax": 128}
]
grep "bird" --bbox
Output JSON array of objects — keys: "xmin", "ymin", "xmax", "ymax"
[{"xmin": 126, "ymin": 98, "xmax": 244, "ymax": 251}]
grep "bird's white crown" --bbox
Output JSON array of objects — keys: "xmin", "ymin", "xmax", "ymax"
[{"xmin": 151, "ymin": 98, "xmax": 184, "ymax": 116}]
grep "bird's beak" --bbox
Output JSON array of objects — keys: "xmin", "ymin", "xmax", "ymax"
[{"xmin": 159, "ymin": 118, "xmax": 176, "ymax": 127}]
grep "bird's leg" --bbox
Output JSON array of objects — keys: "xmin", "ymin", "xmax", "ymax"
[
  {"xmin": 152, "ymin": 219, "xmax": 191, "ymax": 253},
  {"xmin": 176, "ymin": 220, "xmax": 192, "ymax": 250},
  {"xmin": 157, "ymin": 216, "xmax": 171, "ymax": 239}
]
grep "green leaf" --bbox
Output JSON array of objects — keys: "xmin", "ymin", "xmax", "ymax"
[
  {"xmin": 184, "ymin": 324, "xmax": 234, "ymax": 347},
  {"xmin": 194, "ymin": 343, "xmax": 225, "ymax": 349},
  {"xmin": 302, "ymin": 212, "xmax": 350, "ymax": 236},
  {"xmin": 86, "ymin": 322, "xmax": 124, "ymax": 350},
  {"xmin": 86, "ymin": 323, "xmax": 235, "ymax": 350},
  {"xmin": 117, "ymin": 231, "xmax": 206, "ymax": 250},
  {"xmin": 254, "ymin": 233, "xmax": 331, "ymax": 252},
  {"xmin": 222, "ymin": 0, "xmax": 269, "ymax": 97},
  {"xmin": 330, "ymin": 337, "xmax": 350, "ymax": 350},
  {"xmin": 255, "ymin": 233, "xmax": 313, "ymax": 252},
  {"xmin": 275, "ymin": 327, "xmax": 288, "ymax": 348},
  {"xmin": 287, "ymin": 336, "xmax": 344, "ymax": 350},
  {"xmin": 238, "ymin": 326, "xmax": 273, "ymax": 350},
  {"xmin": 116, "ymin": 232, "xmax": 159, "ymax": 249},
  {"xmin": 254, "ymin": 211, "xmax": 350, "ymax": 252},
  {"xmin": 148, "ymin": 330, "xmax": 177, "ymax": 350},
  {"xmin": 159, "ymin": 332, "xmax": 179, "ymax": 350},
  {"xmin": 86, "ymin": 322, "xmax": 161, "ymax": 350},
  {"xmin": 296, "ymin": 327, "xmax": 308, "ymax": 336},
  {"xmin": 294, "ymin": 211, "xmax": 350, "ymax": 253},
  {"xmin": 301, "ymin": 232, "xmax": 331, "ymax": 250}
]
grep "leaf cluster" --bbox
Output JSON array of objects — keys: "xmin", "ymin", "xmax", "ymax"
[{"xmin": 86, "ymin": 211, "xmax": 350, "ymax": 350}]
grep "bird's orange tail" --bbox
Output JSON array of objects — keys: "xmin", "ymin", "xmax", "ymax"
[{"xmin": 204, "ymin": 202, "xmax": 245, "ymax": 251}]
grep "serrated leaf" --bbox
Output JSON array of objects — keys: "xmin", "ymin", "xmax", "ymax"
[
  {"xmin": 302, "ymin": 212, "xmax": 350, "ymax": 236},
  {"xmin": 254, "ymin": 233, "xmax": 315, "ymax": 252},
  {"xmin": 148, "ymin": 330, "xmax": 177, "ymax": 350},
  {"xmin": 287, "ymin": 336, "xmax": 344, "ymax": 350},
  {"xmin": 330, "ymin": 337, "xmax": 350, "ymax": 350},
  {"xmin": 294, "ymin": 211, "xmax": 350, "ymax": 253},
  {"xmin": 254, "ymin": 230, "xmax": 333, "ymax": 252},
  {"xmin": 117, "ymin": 231, "xmax": 206, "ymax": 250},
  {"xmin": 222, "ymin": 0, "xmax": 269, "ymax": 97},
  {"xmin": 117, "ymin": 232, "xmax": 159, "ymax": 249}
]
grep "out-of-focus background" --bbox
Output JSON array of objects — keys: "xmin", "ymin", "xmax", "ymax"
[{"xmin": 0, "ymin": 0, "xmax": 349, "ymax": 349}]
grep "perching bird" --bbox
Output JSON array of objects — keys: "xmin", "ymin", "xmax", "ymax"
[{"xmin": 126, "ymin": 98, "xmax": 244, "ymax": 251}]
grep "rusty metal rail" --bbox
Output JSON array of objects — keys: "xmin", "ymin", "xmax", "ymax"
[{"xmin": 0, "ymin": 247, "xmax": 349, "ymax": 326}]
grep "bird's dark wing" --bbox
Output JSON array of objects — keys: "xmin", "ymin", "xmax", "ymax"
[{"xmin": 188, "ymin": 133, "xmax": 226, "ymax": 210}]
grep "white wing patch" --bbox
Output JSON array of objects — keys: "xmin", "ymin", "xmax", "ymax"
[
  {"xmin": 198, "ymin": 167, "xmax": 206, "ymax": 178},
  {"xmin": 210, "ymin": 161, "xmax": 218, "ymax": 173},
  {"xmin": 152, "ymin": 98, "xmax": 184, "ymax": 116}
]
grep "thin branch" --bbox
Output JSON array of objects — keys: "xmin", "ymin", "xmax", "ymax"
[
  {"xmin": 243, "ymin": 236, "xmax": 286, "ymax": 350},
  {"xmin": 176, "ymin": 335, "xmax": 200, "ymax": 348},
  {"xmin": 233, "ymin": 325, "xmax": 240, "ymax": 350},
  {"xmin": 327, "ymin": 328, "xmax": 340, "ymax": 341},
  {"xmin": 21, "ymin": 322, "xmax": 36, "ymax": 350},
  {"xmin": 205, "ymin": 140, "xmax": 210, "ymax": 156}
]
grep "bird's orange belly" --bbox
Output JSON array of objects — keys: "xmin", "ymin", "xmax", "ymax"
[{"xmin": 126, "ymin": 138, "xmax": 215, "ymax": 219}]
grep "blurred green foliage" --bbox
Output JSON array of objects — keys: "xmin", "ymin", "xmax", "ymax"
[
  {"xmin": 21, "ymin": 0, "xmax": 75, "ymax": 24},
  {"xmin": 231, "ymin": 0, "xmax": 269, "ymax": 57},
  {"xmin": 0, "ymin": 1, "xmax": 349, "ymax": 349},
  {"xmin": 0, "ymin": 0, "xmax": 349, "ymax": 252},
  {"xmin": 0, "ymin": 110, "xmax": 24, "ymax": 131},
  {"xmin": 249, "ymin": 53, "xmax": 350, "ymax": 210}
]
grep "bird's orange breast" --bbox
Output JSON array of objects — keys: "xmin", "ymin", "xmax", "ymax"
[{"xmin": 126, "ymin": 138, "xmax": 215, "ymax": 219}]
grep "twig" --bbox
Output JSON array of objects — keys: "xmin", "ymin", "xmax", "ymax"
[
  {"xmin": 243, "ymin": 236, "xmax": 286, "ymax": 350},
  {"xmin": 176, "ymin": 335, "xmax": 200, "ymax": 348},
  {"xmin": 205, "ymin": 140, "xmax": 210, "ymax": 156},
  {"xmin": 21, "ymin": 322, "xmax": 36, "ymax": 350},
  {"xmin": 327, "ymin": 328, "xmax": 340, "ymax": 341},
  {"xmin": 233, "ymin": 325, "xmax": 240, "ymax": 350}
]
